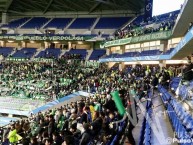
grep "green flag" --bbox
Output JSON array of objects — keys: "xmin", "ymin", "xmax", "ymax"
[{"xmin": 111, "ymin": 91, "xmax": 125, "ymax": 116}]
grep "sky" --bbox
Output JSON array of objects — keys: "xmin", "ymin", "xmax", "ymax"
[{"xmin": 152, "ymin": 0, "xmax": 185, "ymax": 16}]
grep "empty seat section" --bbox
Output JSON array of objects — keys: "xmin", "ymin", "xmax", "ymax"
[
  {"xmin": 140, "ymin": 50, "xmax": 161, "ymax": 56},
  {"xmin": 12, "ymin": 48, "xmax": 37, "ymax": 58},
  {"xmin": 1, "ymin": 17, "xmax": 29, "ymax": 29},
  {"xmin": 95, "ymin": 17, "xmax": 131, "ymax": 29},
  {"xmin": 89, "ymin": 49, "xmax": 106, "ymax": 60},
  {"xmin": 0, "ymin": 47, "xmax": 14, "ymax": 57},
  {"xmin": 44, "ymin": 18, "xmax": 72, "ymax": 29},
  {"xmin": 158, "ymin": 86, "xmax": 193, "ymax": 140},
  {"xmin": 101, "ymin": 34, "xmax": 110, "ymax": 38},
  {"xmin": 164, "ymin": 48, "xmax": 174, "ymax": 55},
  {"xmin": 104, "ymin": 53, "xmax": 119, "ymax": 58},
  {"xmin": 22, "ymin": 17, "xmax": 50, "ymax": 29},
  {"xmin": 170, "ymin": 77, "xmax": 181, "ymax": 91},
  {"xmin": 118, "ymin": 52, "xmax": 140, "ymax": 58},
  {"xmin": 69, "ymin": 18, "xmax": 96, "ymax": 29},
  {"xmin": 75, "ymin": 34, "xmax": 97, "ymax": 37},
  {"xmin": 131, "ymin": 15, "xmax": 144, "ymax": 27}
]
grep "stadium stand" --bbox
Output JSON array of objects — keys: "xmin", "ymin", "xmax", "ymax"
[
  {"xmin": 164, "ymin": 48, "xmax": 175, "ymax": 55},
  {"xmin": 138, "ymin": 100, "xmax": 153, "ymax": 145},
  {"xmin": 118, "ymin": 52, "xmax": 140, "ymax": 58},
  {"xmin": 1, "ymin": 17, "xmax": 30, "ymax": 29},
  {"xmin": 114, "ymin": 10, "xmax": 180, "ymax": 39},
  {"xmin": 44, "ymin": 18, "xmax": 72, "ymax": 29},
  {"xmin": 170, "ymin": 77, "xmax": 181, "ymax": 92},
  {"xmin": 0, "ymin": 47, "xmax": 14, "ymax": 57},
  {"xmin": 0, "ymin": 0, "xmax": 192, "ymax": 145},
  {"xmin": 69, "ymin": 18, "xmax": 96, "ymax": 29},
  {"xmin": 36, "ymin": 48, "xmax": 61, "ymax": 58},
  {"xmin": 75, "ymin": 34, "xmax": 98, "ymax": 37},
  {"xmin": 12, "ymin": 48, "xmax": 37, "ymax": 58},
  {"xmin": 140, "ymin": 49, "xmax": 162, "ymax": 56},
  {"xmin": 21, "ymin": 17, "xmax": 50, "ymax": 29},
  {"xmin": 103, "ymin": 49, "xmax": 162, "ymax": 59},
  {"xmin": 88, "ymin": 49, "xmax": 106, "ymax": 60},
  {"xmin": 95, "ymin": 17, "xmax": 131, "ymax": 29},
  {"xmin": 158, "ymin": 86, "xmax": 193, "ymax": 141}
]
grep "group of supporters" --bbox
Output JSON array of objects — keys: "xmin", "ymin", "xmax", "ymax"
[
  {"xmin": 61, "ymin": 54, "xmax": 82, "ymax": 60},
  {"xmin": 0, "ymin": 59, "xmax": 89, "ymax": 101},
  {"xmin": 1, "ymin": 59, "xmax": 184, "ymax": 145},
  {"xmin": 113, "ymin": 11, "xmax": 178, "ymax": 40}
]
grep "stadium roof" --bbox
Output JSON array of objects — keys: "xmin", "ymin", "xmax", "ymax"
[{"xmin": 0, "ymin": 0, "xmax": 145, "ymax": 17}]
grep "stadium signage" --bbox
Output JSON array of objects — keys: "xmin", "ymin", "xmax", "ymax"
[
  {"xmin": 0, "ymin": 35, "xmax": 85, "ymax": 41},
  {"xmin": 5, "ymin": 57, "xmax": 54, "ymax": 63},
  {"xmin": 104, "ymin": 37, "xmax": 132, "ymax": 47},
  {"xmin": 102, "ymin": 31, "xmax": 172, "ymax": 48},
  {"xmin": 85, "ymin": 61, "xmax": 100, "ymax": 68}
]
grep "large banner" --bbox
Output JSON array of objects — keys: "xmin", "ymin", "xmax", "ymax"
[
  {"xmin": 144, "ymin": 0, "xmax": 153, "ymax": 21},
  {"xmin": 103, "ymin": 37, "xmax": 132, "ymax": 48},
  {"xmin": 0, "ymin": 35, "xmax": 91, "ymax": 41},
  {"xmin": 5, "ymin": 57, "xmax": 54, "ymax": 63},
  {"xmin": 102, "ymin": 31, "xmax": 172, "ymax": 48}
]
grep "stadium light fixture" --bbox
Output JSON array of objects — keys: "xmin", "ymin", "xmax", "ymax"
[
  {"xmin": 86, "ymin": 39, "xmax": 96, "ymax": 42},
  {"xmin": 77, "ymin": 41, "xmax": 83, "ymax": 44},
  {"xmin": 166, "ymin": 60, "xmax": 188, "ymax": 64},
  {"xmin": 7, "ymin": 40, "xmax": 14, "ymax": 43}
]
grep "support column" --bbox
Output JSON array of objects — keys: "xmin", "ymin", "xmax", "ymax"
[
  {"xmin": 40, "ymin": 42, "xmax": 45, "ymax": 49},
  {"xmin": 120, "ymin": 45, "xmax": 125, "ymax": 54},
  {"xmin": 159, "ymin": 60, "xmax": 166, "ymax": 69},
  {"xmin": 119, "ymin": 62, "xmax": 125, "ymax": 71},
  {"xmin": 106, "ymin": 48, "xmax": 111, "ymax": 55},
  {"xmin": 18, "ymin": 41, "xmax": 22, "ymax": 48},
  {"xmin": 22, "ymin": 41, "xmax": 27, "ymax": 48},
  {"xmin": 44, "ymin": 42, "xmax": 49, "ymax": 49},
  {"xmin": 160, "ymin": 40, "xmax": 168, "ymax": 52},
  {"xmin": 68, "ymin": 41, "xmax": 72, "ymax": 49},
  {"xmin": 2, "ymin": 13, "xmax": 8, "ymax": 24},
  {"xmin": 0, "ymin": 41, "xmax": 6, "ymax": 47},
  {"xmin": 108, "ymin": 62, "xmax": 116, "ymax": 69}
]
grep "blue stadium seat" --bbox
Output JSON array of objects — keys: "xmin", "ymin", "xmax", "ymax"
[
  {"xmin": 0, "ymin": 47, "xmax": 14, "ymax": 57},
  {"xmin": 164, "ymin": 48, "xmax": 174, "ymax": 55},
  {"xmin": 95, "ymin": 17, "xmax": 131, "ymax": 29},
  {"xmin": 69, "ymin": 18, "xmax": 96, "ymax": 29},
  {"xmin": 44, "ymin": 18, "xmax": 72, "ymax": 29},
  {"xmin": 22, "ymin": 17, "xmax": 50, "ymax": 29},
  {"xmin": 89, "ymin": 49, "xmax": 106, "ymax": 60},
  {"xmin": 36, "ymin": 48, "xmax": 61, "ymax": 58},
  {"xmin": 140, "ymin": 50, "xmax": 161, "ymax": 56},
  {"xmin": 1, "ymin": 17, "xmax": 29, "ymax": 29},
  {"xmin": 12, "ymin": 48, "xmax": 37, "ymax": 58},
  {"xmin": 110, "ymin": 135, "xmax": 118, "ymax": 145}
]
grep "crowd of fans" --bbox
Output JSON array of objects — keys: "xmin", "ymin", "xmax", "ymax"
[
  {"xmin": 0, "ymin": 59, "xmax": 90, "ymax": 102},
  {"xmin": 113, "ymin": 11, "xmax": 179, "ymax": 40},
  {"xmin": 0, "ymin": 58, "xmax": 183, "ymax": 145},
  {"xmin": 61, "ymin": 54, "xmax": 82, "ymax": 60}
]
